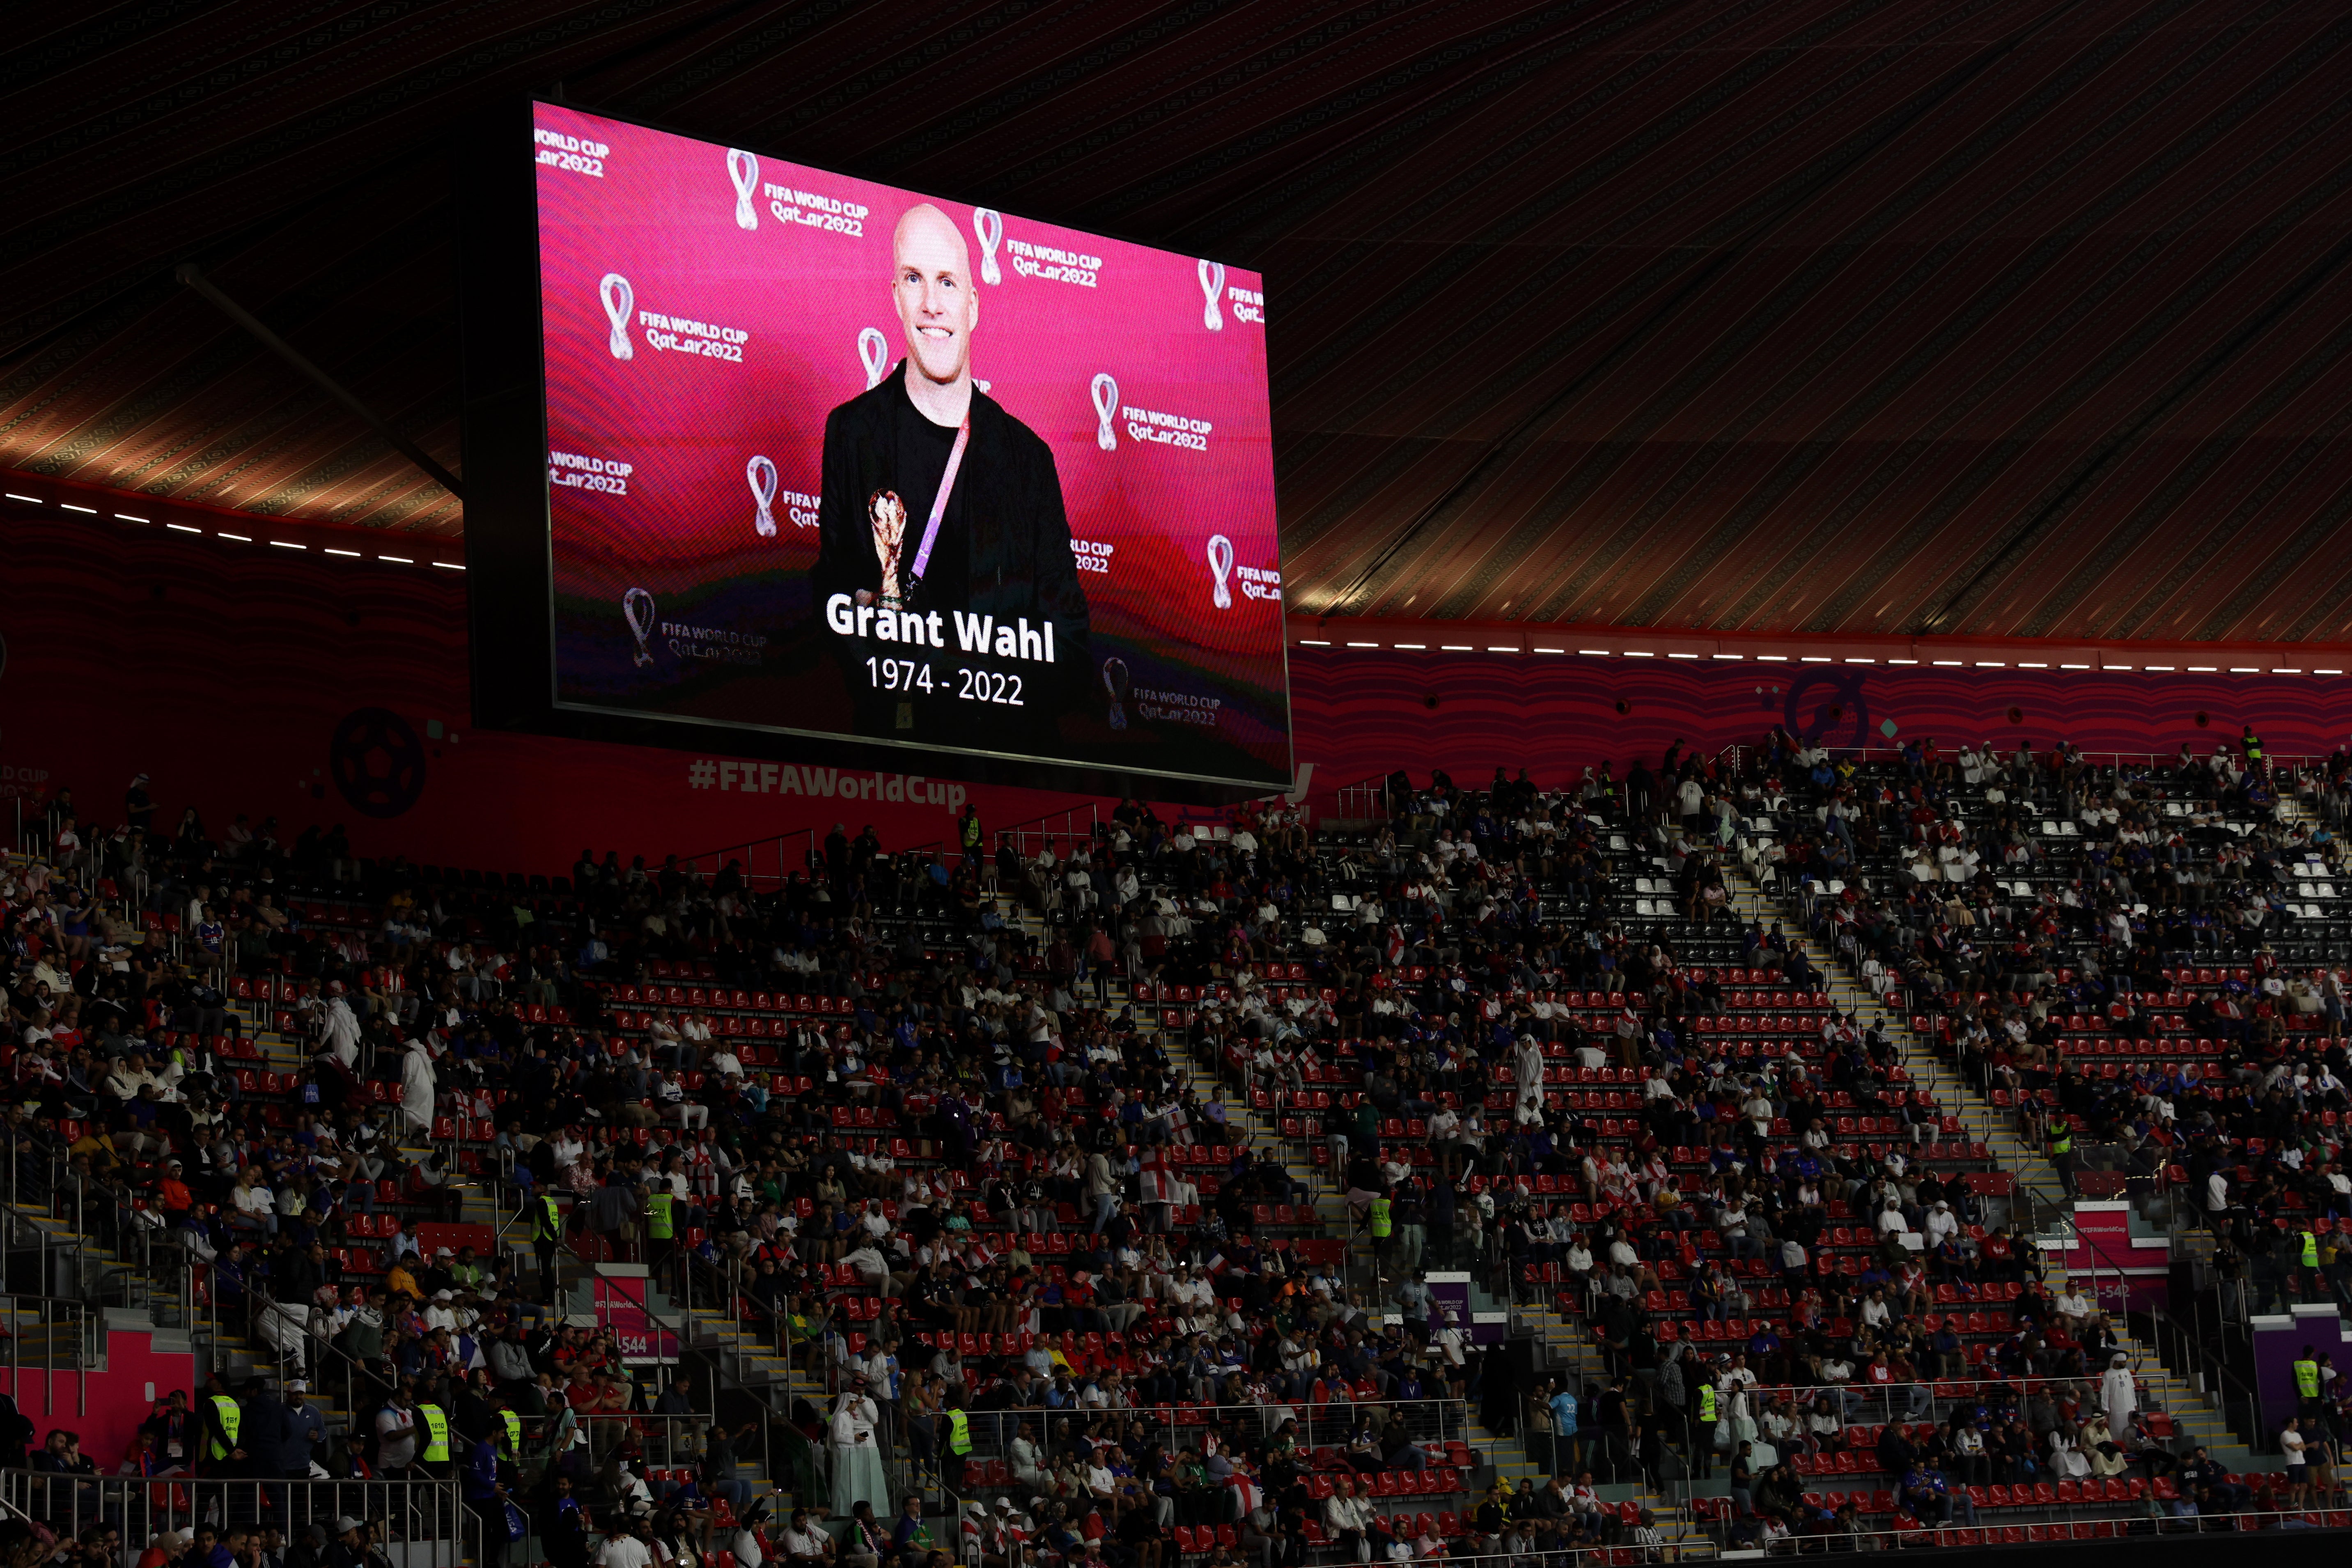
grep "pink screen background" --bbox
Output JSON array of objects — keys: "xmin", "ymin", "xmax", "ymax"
[{"xmin": 532, "ymin": 103, "xmax": 1288, "ymax": 784}]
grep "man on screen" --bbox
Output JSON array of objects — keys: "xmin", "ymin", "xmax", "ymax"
[{"xmin": 811, "ymin": 202, "xmax": 1090, "ymax": 748}]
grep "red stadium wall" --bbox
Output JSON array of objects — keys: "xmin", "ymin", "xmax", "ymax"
[
  {"xmin": 1287, "ymin": 648, "xmax": 2352, "ymax": 800},
  {"xmin": 5, "ymin": 1326, "xmax": 195, "ymax": 1469},
  {"xmin": 0, "ymin": 514, "xmax": 1085, "ymax": 866},
  {"xmin": 5, "ymin": 511, "xmax": 2350, "ymax": 873}
]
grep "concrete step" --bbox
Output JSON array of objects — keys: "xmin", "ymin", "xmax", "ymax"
[
  {"xmin": 1719, "ymin": 871, "xmax": 2070, "ymax": 1212},
  {"xmin": 1143, "ymin": 1021, "xmax": 1609, "ymax": 1506}
]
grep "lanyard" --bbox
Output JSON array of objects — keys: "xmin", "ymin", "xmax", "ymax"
[{"xmin": 909, "ymin": 414, "xmax": 971, "ymax": 582}]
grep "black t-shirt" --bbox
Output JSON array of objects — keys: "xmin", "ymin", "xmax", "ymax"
[{"xmin": 889, "ymin": 395, "xmax": 970, "ymax": 612}]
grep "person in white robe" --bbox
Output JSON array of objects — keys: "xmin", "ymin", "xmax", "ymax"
[
  {"xmin": 830, "ymin": 1389, "xmax": 890, "ymax": 1517},
  {"xmin": 2099, "ymin": 1354, "xmax": 2138, "ymax": 1434},
  {"xmin": 399, "ymin": 1037, "xmax": 438, "ymax": 1135},
  {"xmin": 320, "ymin": 987, "xmax": 363, "ymax": 1069}
]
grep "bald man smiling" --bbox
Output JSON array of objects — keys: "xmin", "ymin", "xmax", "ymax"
[{"xmin": 811, "ymin": 202, "xmax": 1090, "ymax": 751}]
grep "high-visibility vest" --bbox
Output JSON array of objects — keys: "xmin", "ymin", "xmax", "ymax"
[
  {"xmin": 207, "ymin": 1396, "xmax": 241, "ymax": 1460},
  {"xmin": 2246, "ymin": 734, "xmax": 2265, "ymax": 762},
  {"xmin": 946, "ymin": 1410, "xmax": 973, "ymax": 1456},
  {"xmin": 532, "ymin": 1196, "xmax": 564, "ymax": 1240},
  {"xmin": 646, "ymin": 1192, "xmax": 676, "ymax": 1240},
  {"xmin": 1368, "ymin": 1198, "xmax": 1393, "ymax": 1239},
  {"xmin": 2049, "ymin": 1129, "xmax": 2072, "ymax": 1157},
  {"xmin": 417, "ymin": 1404, "xmax": 451, "ymax": 1463},
  {"xmin": 2296, "ymin": 1359, "xmax": 2322, "ymax": 1398},
  {"xmin": 1698, "ymin": 1384, "xmax": 1718, "ymax": 1423},
  {"xmin": 2303, "ymin": 1232, "xmax": 2321, "ymax": 1270},
  {"xmin": 500, "ymin": 1410, "xmax": 523, "ymax": 1454}
]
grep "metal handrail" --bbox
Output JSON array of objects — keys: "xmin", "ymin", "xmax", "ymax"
[
  {"xmin": 992, "ymin": 801, "xmax": 1106, "ymax": 867},
  {"xmin": 590, "ymin": 1257, "xmax": 795, "ymax": 1505},
  {"xmin": 0, "ymin": 1291, "xmax": 99, "ymax": 1418},
  {"xmin": 916, "ymin": 1396, "xmax": 1473, "ymax": 1457},
  {"xmin": 1331, "ymin": 771, "xmax": 1394, "ymax": 824},
  {"xmin": 669, "ymin": 829, "xmax": 820, "ymax": 892},
  {"xmin": 1643, "ymin": 1373, "xmax": 2165, "ymax": 1455},
  {"xmin": 0, "ymin": 1470, "xmax": 471, "ymax": 1561},
  {"xmin": 1726, "ymin": 1506, "xmax": 2352, "ymax": 1551}
]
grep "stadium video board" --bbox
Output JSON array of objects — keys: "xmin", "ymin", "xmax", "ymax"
[{"xmin": 461, "ymin": 101, "xmax": 1291, "ymax": 797}]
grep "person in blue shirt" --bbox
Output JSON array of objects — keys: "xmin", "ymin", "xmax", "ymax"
[
  {"xmin": 460, "ymin": 1431, "xmax": 515, "ymax": 1567},
  {"xmin": 1927, "ymin": 1463, "xmax": 1975, "ymax": 1525},
  {"xmin": 889, "ymin": 1493, "xmax": 935, "ymax": 1566},
  {"xmin": 1899, "ymin": 1464, "xmax": 1948, "ymax": 1524},
  {"xmin": 189, "ymin": 1527, "xmax": 237, "ymax": 1568},
  {"xmin": 1549, "ymin": 1380, "xmax": 1582, "ymax": 1478}
]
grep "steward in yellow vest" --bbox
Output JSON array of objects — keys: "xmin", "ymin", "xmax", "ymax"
[{"xmin": 415, "ymin": 1400, "xmax": 453, "ymax": 1473}]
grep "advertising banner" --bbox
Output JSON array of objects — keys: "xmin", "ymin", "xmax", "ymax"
[{"xmin": 586, "ymin": 1274, "xmax": 682, "ymax": 1364}]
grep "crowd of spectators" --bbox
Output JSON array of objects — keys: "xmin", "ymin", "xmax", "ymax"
[
  {"xmin": 6, "ymin": 735, "xmax": 2348, "ymax": 1561},
  {"xmin": 1724, "ymin": 735, "xmax": 2352, "ymax": 1298}
]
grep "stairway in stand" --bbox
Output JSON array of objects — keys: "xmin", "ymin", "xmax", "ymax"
[
  {"xmin": 996, "ymin": 906, "xmax": 1688, "ymax": 1536},
  {"xmin": 1714, "ymin": 865, "xmax": 2267, "ymax": 1474},
  {"xmin": 1716, "ymin": 866, "xmax": 2068, "ymax": 1211},
  {"xmin": 216, "ymin": 999, "xmax": 814, "ymax": 1504}
]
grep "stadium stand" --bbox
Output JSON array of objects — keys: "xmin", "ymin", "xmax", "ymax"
[{"xmin": 0, "ymin": 746, "xmax": 2342, "ymax": 1566}]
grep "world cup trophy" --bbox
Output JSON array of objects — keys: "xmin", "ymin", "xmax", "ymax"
[{"xmin": 1102, "ymin": 657, "xmax": 1131, "ymax": 730}]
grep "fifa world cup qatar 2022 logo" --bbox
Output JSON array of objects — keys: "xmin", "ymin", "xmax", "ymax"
[
  {"xmin": 746, "ymin": 455, "xmax": 779, "ymax": 537},
  {"xmin": 1206, "ymin": 535, "xmax": 1235, "ymax": 610},
  {"xmin": 973, "ymin": 208, "xmax": 1004, "ymax": 286},
  {"xmin": 727, "ymin": 148, "xmax": 760, "ymax": 230},
  {"xmin": 1091, "ymin": 373, "xmax": 1119, "ymax": 452},
  {"xmin": 624, "ymin": 588, "xmax": 657, "ymax": 668},
  {"xmin": 599, "ymin": 273, "xmax": 634, "ymax": 360}
]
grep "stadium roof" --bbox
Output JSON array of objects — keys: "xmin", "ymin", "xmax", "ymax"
[{"xmin": 9, "ymin": 0, "xmax": 2352, "ymax": 644}]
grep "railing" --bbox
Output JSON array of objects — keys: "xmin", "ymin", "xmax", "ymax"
[
  {"xmin": 0, "ymin": 1292, "xmax": 102, "ymax": 1417},
  {"xmin": 0, "ymin": 1081, "xmax": 817, "ymax": 1515},
  {"xmin": 776, "ymin": 1415, "xmax": 831, "ymax": 1511},
  {"xmin": 0, "ymin": 1471, "xmax": 471, "ymax": 1563},
  {"xmin": 220, "ymin": 1245, "xmax": 804, "ymax": 1523},
  {"xmin": 995, "ymin": 801, "xmax": 1104, "ymax": 865},
  {"xmin": 5, "ymin": 1151, "xmax": 182, "ymax": 1315},
  {"xmin": 2141, "ymin": 1265, "xmax": 2268, "ymax": 1453},
  {"xmin": 943, "ymin": 1397, "xmax": 1472, "ymax": 1465},
  {"xmin": 516, "ymin": 1407, "xmax": 761, "ymax": 1488},
  {"xmin": 1287, "ymin": 1542, "xmax": 1709, "ymax": 1567},
  {"xmin": 1655, "ymin": 1373, "xmax": 2156, "ymax": 1442},
  {"xmin": 1724, "ymin": 1506, "xmax": 2352, "ymax": 1551},
  {"xmin": 1332, "ymin": 772, "xmax": 1393, "ymax": 825},
  {"xmin": 2054, "ymin": 1212, "xmax": 2260, "ymax": 1446},
  {"xmin": 1785, "ymin": 747, "xmax": 2335, "ymax": 774},
  {"xmin": 671, "ymin": 829, "xmax": 819, "ymax": 892},
  {"xmin": 207, "ymin": 1263, "xmax": 394, "ymax": 1444}
]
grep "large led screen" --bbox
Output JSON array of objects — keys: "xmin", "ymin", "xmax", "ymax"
[{"xmin": 529, "ymin": 103, "xmax": 1290, "ymax": 790}]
